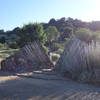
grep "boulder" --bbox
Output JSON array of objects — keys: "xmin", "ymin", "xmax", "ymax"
[
  {"xmin": 1, "ymin": 42, "xmax": 53, "ymax": 72},
  {"xmin": 55, "ymin": 37, "xmax": 100, "ymax": 81}
]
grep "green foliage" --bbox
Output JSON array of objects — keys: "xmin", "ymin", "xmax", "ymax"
[
  {"xmin": 59, "ymin": 27, "xmax": 73, "ymax": 41},
  {"xmin": 0, "ymin": 43, "xmax": 5, "ymax": 48},
  {"xmin": 45, "ymin": 26, "xmax": 60, "ymax": 42},
  {"xmin": 7, "ymin": 34, "xmax": 17, "ymax": 42},
  {"xmin": 42, "ymin": 44, "xmax": 48, "ymax": 54},
  {"xmin": 0, "ymin": 49, "xmax": 18, "ymax": 59},
  {"xmin": 51, "ymin": 42, "xmax": 67, "ymax": 51},
  {"xmin": 16, "ymin": 23, "xmax": 47, "ymax": 47},
  {"xmin": 53, "ymin": 49, "xmax": 64, "ymax": 55},
  {"xmin": 64, "ymin": 37, "xmax": 70, "ymax": 41},
  {"xmin": 0, "ymin": 37, "xmax": 6, "ymax": 43},
  {"xmin": 8, "ymin": 42, "xmax": 18, "ymax": 49},
  {"xmin": 58, "ymin": 42, "xmax": 67, "ymax": 49},
  {"xmin": 75, "ymin": 28, "xmax": 100, "ymax": 42},
  {"xmin": 51, "ymin": 43, "xmax": 61, "ymax": 51},
  {"xmin": 92, "ymin": 31, "xmax": 100, "ymax": 40}
]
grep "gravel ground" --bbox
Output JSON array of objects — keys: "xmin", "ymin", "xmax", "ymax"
[{"xmin": 0, "ymin": 71, "xmax": 100, "ymax": 100}]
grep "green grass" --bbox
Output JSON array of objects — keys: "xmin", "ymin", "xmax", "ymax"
[{"xmin": 58, "ymin": 42, "xmax": 67, "ymax": 49}]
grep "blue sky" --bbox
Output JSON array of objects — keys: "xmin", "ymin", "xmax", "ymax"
[{"xmin": 0, "ymin": 0, "xmax": 99, "ymax": 31}]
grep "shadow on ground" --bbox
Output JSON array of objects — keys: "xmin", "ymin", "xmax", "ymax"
[{"xmin": 0, "ymin": 70, "xmax": 100, "ymax": 100}]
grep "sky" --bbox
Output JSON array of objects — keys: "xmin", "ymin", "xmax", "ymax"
[{"xmin": 0, "ymin": 0, "xmax": 100, "ymax": 31}]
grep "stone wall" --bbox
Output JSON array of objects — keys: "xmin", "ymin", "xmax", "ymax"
[{"xmin": 1, "ymin": 42, "xmax": 53, "ymax": 72}]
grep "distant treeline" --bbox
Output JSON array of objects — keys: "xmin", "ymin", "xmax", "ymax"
[
  {"xmin": 1, "ymin": 17, "xmax": 100, "ymax": 41},
  {"xmin": 0, "ymin": 17, "xmax": 100, "ymax": 50},
  {"xmin": 43, "ymin": 17, "xmax": 100, "ymax": 31}
]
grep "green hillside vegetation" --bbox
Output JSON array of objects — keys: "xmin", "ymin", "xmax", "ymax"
[
  {"xmin": 0, "ymin": 49, "xmax": 18, "ymax": 60},
  {"xmin": 0, "ymin": 17, "xmax": 100, "ymax": 58}
]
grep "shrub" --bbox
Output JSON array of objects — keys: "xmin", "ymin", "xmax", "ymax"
[
  {"xmin": 51, "ymin": 43, "xmax": 62, "ymax": 51},
  {"xmin": 16, "ymin": 23, "xmax": 47, "ymax": 47},
  {"xmin": 42, "ymin": 44, "xmax": 48, "ymax": 54},
  {"xmin": 8, "ymin": 42, "xmax": 18, "ymax": 49},
  {"xmin": 53, "ymin": 49, "xmax": 64, "ymax": 55},
  {"xmin": 75, "ymin": 28, "xmax": 100, "ymax": 43},
  {"xmin": 64, "ymin": 38, "xmax": 70, "ymax": 41},
  {"xmin": 51, "ymin": 42, "xmax": 67, "ymax": 51},
  {"xmin": 0, "ymin": 37, "xmax": 6, "ymax": 43},
  {"xmin": 0, "ymin": 43, "xmax": 5, "ymax": 48}
]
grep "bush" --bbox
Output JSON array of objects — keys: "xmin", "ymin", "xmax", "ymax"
[
  {"xmin": 64, "ymin": 38, "xmax": 70, "ymax": 41},
  {"xmin": 8, "ymin": 42, "xmax": 18, "ymax": 49},
  {"xmin": 16, "ymin": 23, "xmax": 47, "ymax": 47},
  {"xmin": 75, "ymin": 28, "xmax": 100, "ymax": 43},
  {"xmin": 0, "ymin": 43, "xmax": 5, "ymax": 48},
  {"xmin": 42, "ymin": 44, "xmax": 48, "ymax": 54},
  {"xmin": 0, "ymin": 37, "xmax": 6, "ymax": 43},
  {"xmin": 75, "ymin": 28, "xmax": 92, "ymax": 42},
  {"xmin": 51, "ymin": 42, "xmax": 67, "ymax": 51},
  {"xmin": 53, "ymin": 49, "xmax": 64, "ymax": 55},
  {"xmin": 51, "ymin": 43, "xmax": 62, "ymax": 51}
]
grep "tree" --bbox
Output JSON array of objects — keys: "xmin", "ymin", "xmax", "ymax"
[
  {"xmin": 59, "ymin": 27, "xmax": 73, "ymax": 41},
  {"xmin": 75, "ymin": 28, "xmax": 99, "ymax": 43},
  {"xmin": 49, "ymin": 18, "xmax": 56, "ymax": 25},
  {"xmin": 0, "ymin": 37, "xmax": 6, "ymax": 43},
  {"xmin": 16, "ymin": 23, "xmax": 47, "ymax": 47},
  {"xmin": 0, "ymin": 30, "xmax": 4, "ymax": 34},
  {"xmin": 44, "ymin": 26, "xmax": 60, "ymax": 42}
]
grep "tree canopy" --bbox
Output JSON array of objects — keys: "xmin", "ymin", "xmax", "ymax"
[
  {"xmin": 75, "ymin": 28, "xmax": 100, "ymax": 43},
  {"xmin": 44, "ymin": 26, "xmax": 60, "ymax": 42},
  {"xmin": 1, "ymin": 17, "xmax": 100, "ymax": 47},
  {"xmin": 16, "ymin": 23, "xmax": 47, "ymax": 47}
]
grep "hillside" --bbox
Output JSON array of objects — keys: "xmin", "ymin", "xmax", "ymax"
[{"xmin": 1, "ymin": 17, "xmax": 100, "ymax": 43}]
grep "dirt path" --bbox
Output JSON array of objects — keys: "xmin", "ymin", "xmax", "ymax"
[{"xmin": 0, "ymin": 71, "xmax": 100, "ymax": 100}]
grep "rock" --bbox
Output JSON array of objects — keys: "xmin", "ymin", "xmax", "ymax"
[
  {"xmin": 1, "ymin": 42, "xmax": 53, "ymax": 72},
  {"xmin": 55, "ymin": 37, "xmax": 100, "ymax": 82}
]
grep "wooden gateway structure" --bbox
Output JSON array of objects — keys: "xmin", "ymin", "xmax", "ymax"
[
  {"xmin": 1, "ymin": 42, "xmax": 53, "ymax": 72},
  {"xmin": 55, "ymin": 37, "xmax": 100, "ymax": 81}
]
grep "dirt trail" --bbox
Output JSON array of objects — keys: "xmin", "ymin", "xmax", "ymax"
[{"xmin": 0, "ymin": 70, "xmax": 100, "ymax": 100}]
